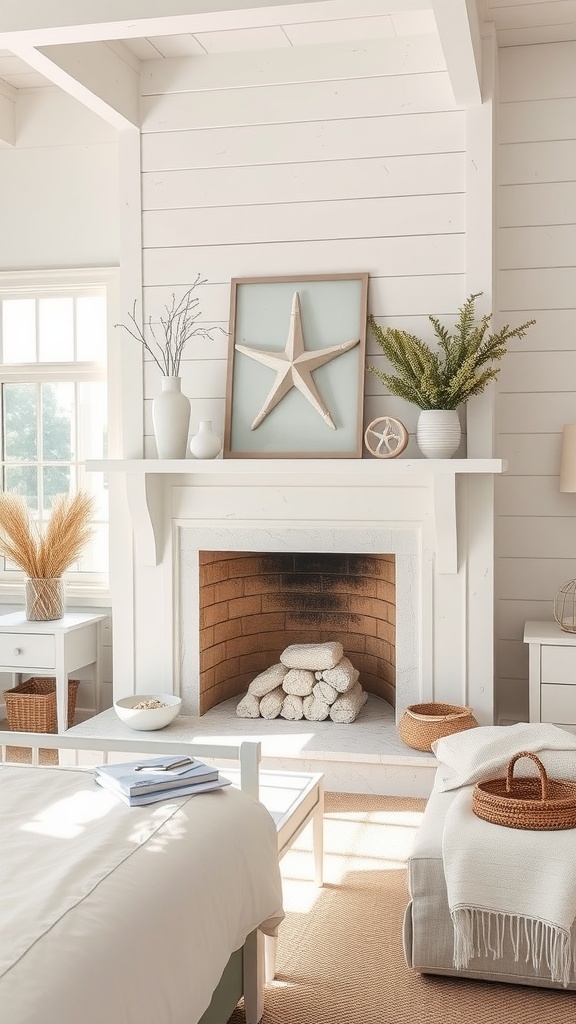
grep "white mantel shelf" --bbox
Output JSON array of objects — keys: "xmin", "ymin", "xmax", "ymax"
[
  {"xmin": 86, "ymin": 458, "xmax": 505, "ymax": 476},
  {"xmin": 86, "ymin": 458, "xmax": 507, "ymax": 573}
]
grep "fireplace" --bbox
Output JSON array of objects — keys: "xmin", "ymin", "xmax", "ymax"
[
  {"xmin": 197, "ymin": 550, "xmax": 395, "ymax": 714},
  {"xmin": 178, "ymin": 518, "xmax": 420, "ymax": 719},
  {"xmin": 102, "ymin": 458, "xmax": 505, "ymax": 733}
]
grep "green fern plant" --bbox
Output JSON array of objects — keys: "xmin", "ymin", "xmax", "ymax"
[{"xmin": 367, "ymin": 294, "xmax": 535, "ymax": 410}]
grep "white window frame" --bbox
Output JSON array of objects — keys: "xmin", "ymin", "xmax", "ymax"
[{"xmin": 0, "ymin": 267, "xmax": 122, "ymax": 606}]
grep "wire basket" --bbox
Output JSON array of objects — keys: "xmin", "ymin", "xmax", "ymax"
[
  {"xmin": 4, "ymin": 677, "xmax": 80, "ymax": 733},
  {"xmin": 398, "ymin": 702, "xmax": 478, "ymax": 752},
  {"xmin": 554, "ymin": 579, "xmax": 576, "ymax": 632},
  {"xmin": 472, "ymin": 751, "xmax": 576, "ymax": 831}
]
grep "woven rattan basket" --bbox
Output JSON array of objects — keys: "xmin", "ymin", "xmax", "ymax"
[
  {"xmin": 472, "ymin": 751, "xmax": 576, "ymax": 831},
  {"xmin": 4, "ymin": 677, "xmax": 80, "ymax": 733},
  {"xmin": 398, "ymin": 701, "xmax": 478, "ymax": 752}
]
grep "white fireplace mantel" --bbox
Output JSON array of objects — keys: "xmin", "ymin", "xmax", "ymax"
[{"xmin": 86, "ymin": 458, "xmax": 507, "ymax": 574}]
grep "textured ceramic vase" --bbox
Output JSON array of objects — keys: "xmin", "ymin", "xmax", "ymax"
[
  {"xmin": 189, "ymin": 420, "xmax": 222, "ymax": 460},
  {"xmin": 25, "ymin": 577, "xmax": 65, "ymax": 620},
  {"xmin": 416, "ymin": 409, "xmax": 461, "ymax": 459},
  {"xmin": 152, "ymin": 376, "xmax": 191, "ymax": 459}
]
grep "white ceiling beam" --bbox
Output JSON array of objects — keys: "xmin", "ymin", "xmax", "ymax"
[
  {"xmin": 0, "ymin": 83, "xmax": 15, "ymax": 145},
  {"xmin": 431, "ymin": 0, "xmax": 482, "ymax": 107},
  {"xmin": 0, "ymin": 0, "xmax": 428, "ymax": 44},
  {"xmin": 9, "ymin": 42, "xmax": 141, "ymax": 130}
]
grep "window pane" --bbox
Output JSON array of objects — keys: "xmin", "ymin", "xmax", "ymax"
[
  {"xmin": 77, "ymin": 296, "xmax": 106, "ymax": 362},
  {"xmin": 0, "ymin": 277, "xmax": 110, "ymax": 580},
  {"xmin": 39, "ymin": 297, "xmax": 74, "ymax": 361},
  {"xmin": 3, "ymin": 299, "xmax": 36, "ymax": 362},
  {"xmin": 3, "ymin": 466, "xmax": 38, "ymax": 509},
  {"xmin": 43, "ymin": 465, "xmax": 71, "ymax": 510},
  {"xmin": 78, "ymin": 382, "xmax": 107, "ymax": 458},
  {"xmin": 4, "ymin": 383, "xmax": 38, "ymax": 461},
  {"xmin": 42, "ymin": 382, "xmax": 73, "ymax": 461}
]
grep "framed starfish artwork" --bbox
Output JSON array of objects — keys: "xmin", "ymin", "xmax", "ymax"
[{"xmin": 224, "ymin": 273, "xmax": 369, "ymax": 458}]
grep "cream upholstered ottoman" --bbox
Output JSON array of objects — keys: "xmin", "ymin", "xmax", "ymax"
[{"xmin": 403, "ymin": 777, "xmax": 576, "ymax": 990}]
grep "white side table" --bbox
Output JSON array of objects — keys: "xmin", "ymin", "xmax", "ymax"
[
  {"xmin": 524, "ymin": 620, "xmax": 576, "ymax": 725},
  {"xmin": 0, "ymin": 610, "xmax": 107, "ymax": 733}
]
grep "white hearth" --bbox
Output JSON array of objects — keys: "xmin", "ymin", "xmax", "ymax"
[{"xmin": 68, "ymin": 695, "xmax": 438, "ymax": 797}]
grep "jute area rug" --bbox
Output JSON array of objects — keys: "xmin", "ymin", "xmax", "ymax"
[{"xmin": 229, "ymin": 792, "xmax": 572, "ymax": 1024}]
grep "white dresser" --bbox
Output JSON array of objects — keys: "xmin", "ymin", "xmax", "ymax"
[{"xmin": 524, "ymin": 620, "xmax": 576, "ymax": 725}]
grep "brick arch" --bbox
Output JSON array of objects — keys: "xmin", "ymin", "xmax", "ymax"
[{"xmin": 198, "ymin": 551, "xmax": 395, "ymax": 714}]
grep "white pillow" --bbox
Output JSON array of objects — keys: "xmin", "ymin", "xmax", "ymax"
[{"xmin": 432, "ymin": 722, "xmax": 576, "ymax": 792}]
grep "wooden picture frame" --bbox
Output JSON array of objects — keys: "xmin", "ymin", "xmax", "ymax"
[{"xmin": 224, "ymin": 273, "xmax": 369, "ymax": 459}]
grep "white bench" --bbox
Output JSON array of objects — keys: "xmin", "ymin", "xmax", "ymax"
[
  {"xmin": 225, "ymin": 767, "xmax": 324, "ymax": 982},
  {"xmin": 61, "ymin": 711, "xmax": 325, "ymax": 976}
]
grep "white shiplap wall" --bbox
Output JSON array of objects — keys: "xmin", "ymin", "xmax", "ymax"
[
  {"xmin": 139, "ymin": 36, "xmax": 467, "ymax": 456},
  {"xmin": 496, "ymin": 40, "xmax": 576, "ymax": 719},
  {"xmin": 0, "ymin": 89, "xmax": 120, "ymax": 271}
]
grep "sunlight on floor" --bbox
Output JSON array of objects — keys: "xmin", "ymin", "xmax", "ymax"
[{"xmin": 280, "ymin": 806, "xmax": 424, "ymax": 914}]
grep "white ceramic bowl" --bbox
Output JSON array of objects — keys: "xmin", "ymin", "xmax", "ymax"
[{"xmin": 113, "ymin": 694, "xmax": 182, "ymax": 731}]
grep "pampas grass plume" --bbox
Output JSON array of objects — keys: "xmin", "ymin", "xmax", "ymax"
[{"xmin": 0, "ymin": 491, "xmax": 95, "ymax": 578}]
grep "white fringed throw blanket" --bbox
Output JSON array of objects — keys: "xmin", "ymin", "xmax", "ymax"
[{"xmin": 443, "ymin": 786, "xmax": 576, "ymax": 986}]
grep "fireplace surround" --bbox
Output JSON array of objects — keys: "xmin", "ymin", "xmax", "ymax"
[{"xmin": 93, "ymin": 458, "xmax": 506, "ymax": 735}]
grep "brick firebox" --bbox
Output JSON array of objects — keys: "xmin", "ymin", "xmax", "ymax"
[{"xmin": 198, "ymin": 550, "xmax": 395, "ymax": 714}]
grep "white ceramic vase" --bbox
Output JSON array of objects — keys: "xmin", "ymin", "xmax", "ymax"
[
  {"xmin": 190, "ymin": 420, "xmax": 222, "ymax": 460},
  {"xmin": 152, "ymin": 376, "xmax": 191, "ymax": 460},
  {"xmin": 416, "ymin": 409, "xmax": 461, "ymax": 459}
]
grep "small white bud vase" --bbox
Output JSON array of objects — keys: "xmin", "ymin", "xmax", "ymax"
[
  {"xmin": 416, "ymin": 409, "xmax": 461, "ymax": 459},
  {"xmin": 152, "ymin": 376, "xmax": 191, "ymax": 460},
  {"xmin": 189, "ymin": 420, "xmax": 222, "ymax": 459}
]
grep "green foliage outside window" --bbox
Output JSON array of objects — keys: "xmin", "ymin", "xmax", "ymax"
[{"xmin": 3, "ymin": 383, "xmax": 72, "ymax": 510}]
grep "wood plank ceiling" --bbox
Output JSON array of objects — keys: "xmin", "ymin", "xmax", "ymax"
[{"xmin": 0, "ymin": 0, "xmax": 574, "ymax": 141}]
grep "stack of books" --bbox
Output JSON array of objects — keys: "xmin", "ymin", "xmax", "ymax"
[{"xmin": 94, "ymin": 754, "xmax": 231, "ymax": 806}]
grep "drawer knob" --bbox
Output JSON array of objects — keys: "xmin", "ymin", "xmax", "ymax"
[{"xmin": 12, "ymin": 647, "xmax": 21, "ymax": 656}]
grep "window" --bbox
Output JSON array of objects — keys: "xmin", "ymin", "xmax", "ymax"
[{"xmin": 0, "ymin": 271, "xmax": 112, "ymax": 587}]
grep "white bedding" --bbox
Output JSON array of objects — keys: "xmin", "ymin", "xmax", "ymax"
[{"xmin": 0, "ymin": 764, "xmax": 284, "ymax": 1024}]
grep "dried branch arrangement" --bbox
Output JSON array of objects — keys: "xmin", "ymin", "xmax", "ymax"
[
  {"xmin": 115, "ymin": 273, "xmax": 226, "ymax": 377},
  {"xmin": 0, "ymin": 491, "xmax": 95, "ymax": 578}
]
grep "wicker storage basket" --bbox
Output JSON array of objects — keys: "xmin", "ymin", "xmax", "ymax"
[
  {"xmin": 4, "ymin": 677, "xmax": 80, "ymax": 733},
  {"xmin": 398, "ymin": 701, "xmax": 478, "ymax": 752},
  {"xmin": 472, "ymin": 751, "xmax": 576, "ymax": 831}
]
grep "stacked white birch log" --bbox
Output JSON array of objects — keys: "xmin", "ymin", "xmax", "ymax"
[{"xmin": 236, "ymin": 641, "xmax": 368, "ymax": 724}]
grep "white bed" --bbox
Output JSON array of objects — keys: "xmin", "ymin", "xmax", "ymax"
[{"xmin": 0, "ymin": 730, "xmax": 284, "ymax": 1024}]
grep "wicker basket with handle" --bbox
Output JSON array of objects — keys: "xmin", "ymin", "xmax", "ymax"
[
  {"xmin": 4, "ymin": 677, "xmax": 80, "ymax": 733},
  {"xmin": 472, "ymin": 750, "xmax": 576, "ymax": 831},
  {"xmin": 398, "ymin": 702, "xmax": 478, "ymax": 752}
]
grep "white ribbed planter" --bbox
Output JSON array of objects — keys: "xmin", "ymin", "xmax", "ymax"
[
  {"xmin": 416, "ymin": 409, "xmax": 461, "ymax": 459},
  {"xmin": 152, "ymin": 376, "xmax": 191, "ymax": 459}
]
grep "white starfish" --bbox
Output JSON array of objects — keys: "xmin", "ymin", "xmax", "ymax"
[{"xmin": 235, "ymin": 291, "xmax": 360, "ymax": 430}]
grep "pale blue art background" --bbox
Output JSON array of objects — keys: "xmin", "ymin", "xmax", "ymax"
[{"xmin": 229, "ymin": 277, "xmax": 365, "ymax": 455}]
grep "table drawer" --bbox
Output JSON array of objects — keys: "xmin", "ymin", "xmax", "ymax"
[
  {"xmin": 0, "ymin": 634, "xmax": 55, "ymax": 669},
  {"xmin": 541, "ymin": 645, "xmax": 576, "ymax": 684},
  {"xmin": 541, "ymin": 684, "xmax": 576, "ymax": 724}
]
